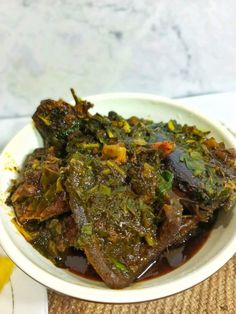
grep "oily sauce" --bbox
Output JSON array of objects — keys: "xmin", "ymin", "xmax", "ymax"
[
  {"xmin": 138, "ymin": 228, "xmax": 210, "ymax": 281},
  {"xmin": 64, "ymin": 227, "xmax": 211, "ymax": 282}
]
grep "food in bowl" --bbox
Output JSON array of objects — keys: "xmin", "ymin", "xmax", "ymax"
[{"xmin": 6, "ymin": 90, "xmax": 236, "ymax": 289}]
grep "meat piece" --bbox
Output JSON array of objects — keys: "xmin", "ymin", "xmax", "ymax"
[
  {"xmin": 165, "ymin": 147, "xmax": 204, "ymax": 198},
  {"xmin": 32, "ymin": 94, "xmax": 93, "ymax": 153},
  {"xmin": 148, "ymin": 131, "xmax": 205, "ymax": 201},
  {"xmin": 65, "ymin": 153, "xmax": 184, "ymax": 288},
  {"xmin": 31, "ymin": 215, "xmax": 78, "ymax": 266},
  {"xmin": 165, "ymin": 146, "xmax": 236, "ymax": 220},
  {"xmin": 149, "ymin": 127, "xmax": 236, "ymax": 220},
  {"xmin": 129, "ymin": 162, "xmax": 158, "ymax": 204},
  {"xmin": 7, "ymin": 93, "xmax": 236, "ymax": 289},
  {"xmin": 8, "ymin": 147, "xmax": 70, "ymax": 224},
  {"xmin": 33, "ymin": 99, "xmax": 79, "ymax": 152}
]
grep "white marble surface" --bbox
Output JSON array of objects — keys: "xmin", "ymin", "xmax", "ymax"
[{"xmin": 0, "ymin": 1, "xmax": 236, "ymax": 118}]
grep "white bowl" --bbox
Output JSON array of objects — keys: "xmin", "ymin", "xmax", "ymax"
[{"xmin": 0, "ymin": 93, "xmax": 235, "ymax": 303}]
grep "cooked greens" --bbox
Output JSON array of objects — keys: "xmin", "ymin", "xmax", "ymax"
[{"xmin": 7, "ymin": 90, "xmax": 236, "ymax": 289}]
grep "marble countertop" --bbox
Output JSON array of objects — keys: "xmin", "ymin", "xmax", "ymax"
[{"xmin": 1, "ymin": 1, "xmax": 236, "ymax": 118}]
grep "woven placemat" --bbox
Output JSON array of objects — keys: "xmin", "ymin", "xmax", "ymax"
[{"xmin": 48, "ymin": 254, "xmax": 235, "ymax": 314}]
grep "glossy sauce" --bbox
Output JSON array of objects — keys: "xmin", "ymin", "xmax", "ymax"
[
  {"xmin": 64, "ymin": 228, "xmax": 210, "ymax": 282},
  {"xmin": 138, "ymin": 228, "xmax": 210, "ymax": 281}
]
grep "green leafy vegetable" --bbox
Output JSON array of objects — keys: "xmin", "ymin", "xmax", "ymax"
[
  {"xmin": 9, "ymin": 88, "xmax": 236, "ymax": 290},
  {"xmin": 38, "ymin": 115, "xmax": 51, "ymax": 126},
  {"xmin": 180, "ymin": 152, "xmax": 205, "ymax": 176},
  {"xmin": 81, "ymin": 224, "xmax": 93, "ymax": 236},
  {"xmin": 70, "ymin": 88, "xmax": 82, "ymax": 104},
  {"xmin": 144, "ymin": 234, "xmax": 156, "ymax": 246},
  {"xmin": 81, "ymin": 143, "xmax": 100, "ymax": 149},
  {"xmin": 110, "ymin": 257, "xmax": 129, "ymax": 273},
  {"xmin": 157, "ymin": 170, "xmax": 174, "ymax": 195},
  {"xmin": 99, "ymin": 184, "xmax": 111, "ymax": 196},
  {"xmin": 123, "ymin": 120, "xmax": 131, "ymax": 133},
  {"xmin": 167, "ymin": 120, "xmax": 175, "ymax": 131}
]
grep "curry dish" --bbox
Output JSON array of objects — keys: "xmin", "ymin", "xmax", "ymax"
[{"xmin": 7, "ymin": 90, "xmax": 236, "ymax": 289}]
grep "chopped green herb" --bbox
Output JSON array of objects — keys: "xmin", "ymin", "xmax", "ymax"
[
  {"xmin": 157, "ymin": 170, "xmax": 174, "ymax": 195},
  {"xmin": 180, "ymin": 152, "xmax": 205, "ymax": 176},
  {"xmin": 123, "ymin": 120, "xmax": 131, "ymax": 133},
  {"xmin": 70, "ymin": 88, "xmax": 82, "ymax": 104},
  {"xmin": 106, "ymin": 160, "xmax": 126, "ymax": 177},
  {"xmin": 56, "ymin": 177, "xmax": 64, "ymax": 193},
  {"xmin": 110, "ymin": 257, "xmax": 128, "ymax": 273},
  {"xmin": 38, "ymin": 115, "xmax": 51, "ymax": 126},
  {"xmin": 106, "ymin": 128, "xmax": 115, "ymax": 138},
  {"xmin": 168, "ymin": 120, "xmax": 175, "ymax": 131},
  {"xmin": 81, "ymin": 224, "xmax": 93, "ymax": 236},
  {"xmin": 145, "ymin": 234, "xmax": 156, "ymax": 246},
  {"xmin": 81, "ymin": 143, "xmax": 100, "ymax": 149},
  {"xmin": 99, "ymin": 184, "xmax": 111, "ymax": 196}
]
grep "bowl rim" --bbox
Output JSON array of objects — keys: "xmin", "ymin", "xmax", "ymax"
[{"xmin": 0, "ymin": 92, "xmax": 236, "ymax": 303}]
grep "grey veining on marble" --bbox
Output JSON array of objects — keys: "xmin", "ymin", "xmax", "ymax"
[{"xmin": 0, "ymin": 0, "xmax": 236, "ymax": 117}]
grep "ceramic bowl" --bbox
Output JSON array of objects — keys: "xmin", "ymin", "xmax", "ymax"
[{"xmin": 0, "ymin": 93, "xmax": 235, "ymax": 303}]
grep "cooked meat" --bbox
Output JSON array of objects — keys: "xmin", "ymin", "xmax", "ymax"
[
  {"xmin": 30, "ymin": 214, "xmax": 78, "ymax": 267},
  {"xmin": 8, "ymin": 147, "xmax": 70, "ymax": 224},
  {"xmin": 150, "ymin": 122, "xmax": 236, "ymax": 221},
  {"xmin": 32, "ymin": 91, "xmax": 93, "ymax": 153},
  {"xmin": 8, "ymin": 90, "xmax": 236, "ymax": 289},
  {"xmin": 65, "ymin": 151, "xmax": 187, "ymax": 288}
]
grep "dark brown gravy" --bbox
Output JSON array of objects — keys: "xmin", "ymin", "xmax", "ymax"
[{"xmin": 63, "ymin": 227, "xmax": 210, "ymax": 282}]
